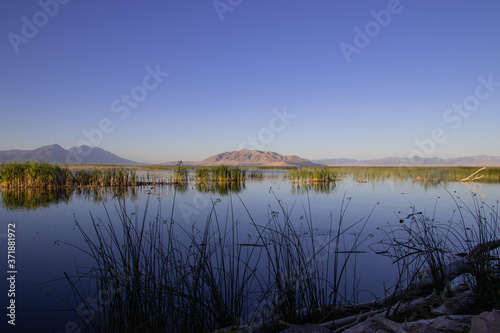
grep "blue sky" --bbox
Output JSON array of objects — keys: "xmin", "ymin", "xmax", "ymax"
[{"xmin": 1, "ymin": 0, "xmax": 499, "ymax": 163}]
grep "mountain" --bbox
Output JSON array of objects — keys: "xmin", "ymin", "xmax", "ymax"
[
  {"xmin": 313, "ymin": 155, "xmax": 500, "ymax": 167},
  {"xmin": 176, "ymin": 149, "xmax": 319, "ymax": 167},
  {"xmin": 0, "ymin": 144, "xmax": 141, "ymax": 165}
]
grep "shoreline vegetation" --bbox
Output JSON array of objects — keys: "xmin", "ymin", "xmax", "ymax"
[
  {"xmin": 2, "ymin": 162, "xmax": 500, "ymax": 331},
  {"xmin": 1, "ymin": 161, "xmax": 500, "ymax": 189},
  {"xmin": 61, "ymin": 190, "xmax": 500, "ymax": 332}
]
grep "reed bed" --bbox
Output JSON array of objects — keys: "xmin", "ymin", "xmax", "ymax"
[
  {"xmin": 0, "ymin": 162, "xmax": 138, "ymax": 188},
  {"xmin": 330, "ymin": 166, "xmax": 500, "ymax": 183},
  {"xmin": 62, "ymin": 191, "xmax": 373, "ymax": 332},
  {"xmin": 194, "ymin": 165, "xmax": 247, "ymax": 182},
  {"xmin": 288, "ymin": 167, "xmax": 337, "ymax": 183},
  {"xmin": 173, "ymin": 162, "xmax": 189, "ymax": 182}
]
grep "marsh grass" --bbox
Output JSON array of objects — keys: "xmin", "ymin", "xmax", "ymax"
[
  {"xmin": 62, "ymin": 192, "xmax": 263, "ymax": 332},
  {"xmin": 288, "ymin": 167, "xmax": 337, "ymax": 184},
  {"xmin": 372, "ymin": 187, "xmax": 500, "ymax": 317},
  {"xmin": 174, "ymin": 161, "xmax": 189, "ymax": 182},
  {"xmin": 193, "ymin": 166, "xmax": 247, "ymax": 184},
  {"xmin": 63, "ymin": 190, "xmax": 374, "ymax": 332},
  {"xmin": 249, "ymin": 191, "xmax": 374, "ymax": 324},
  {"xmin": 331, "ymin": 166, "xmax": 500, "ymax": 183},
  {"xmin": 0, "ymin": 162, "xmax": 138, "ymax": 188}
]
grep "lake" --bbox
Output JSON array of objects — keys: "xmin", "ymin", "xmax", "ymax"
[{"xmin": 1, "ymin": 170, "xmax": 499, "ymax": 332}]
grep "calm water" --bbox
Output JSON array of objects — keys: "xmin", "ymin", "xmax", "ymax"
[{"xmin": 1, "ymin": 174, "xmax": 499, "ymax": 332}]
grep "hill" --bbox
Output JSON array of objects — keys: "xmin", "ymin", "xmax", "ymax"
[
  {"xmin": 167, "ymin": 149, "xmax": 319, "ymax": 167},
  {"xmin": 0, "ymin": 144, "xmax": 141, "ymax": 165}
]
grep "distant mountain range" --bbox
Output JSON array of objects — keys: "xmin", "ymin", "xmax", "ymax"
[
  {"xmin": 313, "ymin": 155, "xmax": 500, "ymax": 167},
  {"xmin": 1, "ymin": 144, "xmax": 499, "ymax": 167},
  {"xmin": 0, "ymin": 144, "xmax": 141, "ymax": 165}
]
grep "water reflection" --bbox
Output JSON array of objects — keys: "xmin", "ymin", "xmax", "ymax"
[
  {"xmin": 0, "ymin": 181, "xmax": 245, "ymax": 211},
  {"xmin": 195, "ymin": 181, "xmax": 245, "ymax": 195},
  {"xmin": 291, "ymin": 182, "xmax": 337, "ymax": 194},
  {"xmin": 0, "ymin": 177, "xmax": 493, "ymax": 211},
  {"xmin": 0, "ymin": 187, "xmax": 73, "ymax": 211},
  {"xmin": 72, "ymin": 186, "xmax": 139, "ymax": 204},
  {"xmin": 1, "ymin": 186, "xmax": 140, "ymax": 211}
]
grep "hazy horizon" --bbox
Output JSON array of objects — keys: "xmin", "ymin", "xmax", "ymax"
[{"xmin": 2, "ymin": 1, "xmax": 499, "ymax": 164}]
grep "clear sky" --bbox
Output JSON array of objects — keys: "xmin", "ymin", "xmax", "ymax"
[{"xmin": 1, "ymin": 0, "xmax": 499, "ymax": 164}]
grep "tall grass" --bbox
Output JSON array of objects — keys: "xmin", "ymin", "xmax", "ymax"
[
  {"xmin": 372, "ymin": 188, "xmax": 500, "ymax": 315},
  {"xmin": 0, "ymin": 162, "xmax": 138, "ymax": 188},
  {"xmin": 193, "ymin": 165, "xmax": 247, "ymax": 182},
  {"xmin": 173, "ymin": 161, "xmax": 189, "ymax": 182},
  {"xmin": 63, "ymin": 193, "xmax": 262, "ymax": 332},
  {"xmin": 0, "ymin": 161, "xmax": 68, "ymax": 188},
  {"xmin": 62, "ymin": 190, "xmax": 373, "ymax": 332},
  {"xmin": 249, "ymin": 191, "xmax": 373, "ymax": 324},
  {"xmin": 288, "ymin": 167, "xmax": 337, "ymax": 184},
  {"xmin": 330, "ymin": 166, "xmax": 500, "ymax": 183}
]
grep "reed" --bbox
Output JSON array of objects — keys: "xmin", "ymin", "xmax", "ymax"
[
  {"xmin": 63, "ymin": 191, "xmax": 372, "ymax": 332},
  {"xmin": 328, "ymin": 166, "xmax": 500, "ymax": 183},
  {"xmin": 63, "ymin": 193, "xmax": 262, "ymax": 332},
  {"xmin": 173, "ymin": 161, "xmax": 189, "ymax": 182},
  {"xmin": 0, "ymin": 162, "xmax": 138, "ymax": 188},
  {"xmin": 372, "ymin": 187, "xmax": 500, "ymax": 315},
  {"xmin": 248, "ymin": 191, "xmax": 373, "ymax": 324},
  {"xmin": 0, "ymin": 161, "xmax": 68, "ymax": 188},
  {"xmin": 288, "ymin": 167, "xmax": 337, "ymax": 183},
  {"xmin": 194, "ymin": 165, "xmax": 247, "ymax": 182}
]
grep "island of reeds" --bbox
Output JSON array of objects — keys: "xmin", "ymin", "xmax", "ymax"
[
  {"xmin": 194, "ymin": 165, "xmax": 246, "ymax": 182},
  {"xmin": 0, "ymin": 161, "xmax": 139, "ymax": 188}
]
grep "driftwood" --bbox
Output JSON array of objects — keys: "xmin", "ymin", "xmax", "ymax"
[
  {"xmin": 223, "ymin": 240, "xmax": 500, "ymax": 333},
  {"xmin": 459, "ymin": 166, "xmax": 486, "ymax": 182},
  {"xmin": 320, "ymin": 310, "xmax": 384, "ymax": 331},
  {"xmin": 352, "ymin": 239, "xmax": 500, "ymax": 312}
]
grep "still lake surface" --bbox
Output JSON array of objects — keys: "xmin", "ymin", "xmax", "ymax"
[{"xmin": 1, "ymin": 171, "xmax": 499, "ymax": 332}]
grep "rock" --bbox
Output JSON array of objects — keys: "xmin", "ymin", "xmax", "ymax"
[
  {"xmin": 431, "ymin": 290, "xmax": 476, "ymax": 316},
  {"xmin": 407, "ymin": 321, "xmax": 440, "ymax": 333},
  {"xmin": 471, "ymin": 309, "xmax": 500, "ymax": 333},
  {"xmin": 406, "ymin": 315, "xmax": 472, "ymax": 332},
  {"xmin": 342, "ymin": 315, "xmax": 405, "ymax": 333},
  {"xmin": 279, "ymin": 324, "xmax": 332, "ymax": 332},
  {"xmin": 429, "ymin": 316, "xmax": 471, "ymax": 332}
]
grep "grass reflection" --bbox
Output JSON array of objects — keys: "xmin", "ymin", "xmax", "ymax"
[
  {"xmin": 0, "ymin": 187, "xmax": 72, "ymax": 211},
  {"xmin": 1, "ymin": 186, "xmax": 140, "ymax": 211},
  {"xmin": 196, "ymin": 181, "xmax": 245, "ymax": 195}
]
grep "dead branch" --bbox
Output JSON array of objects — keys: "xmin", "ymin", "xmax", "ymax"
[{"xmin": 459, "ymin": 167, "xmax": 486, "ymax": 182}]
